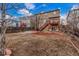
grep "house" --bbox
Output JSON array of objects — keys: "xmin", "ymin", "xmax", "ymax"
[
  {"xmin": 30, "ymin": 9, "xmax": 60, "ymax": 31},
  {"xmin": 66, "ymin": 8, "xmax": 79, "ymax": 35},
  {"xmin": 19, "ymin": 17, "xmax": 31, "ymax": 28}
]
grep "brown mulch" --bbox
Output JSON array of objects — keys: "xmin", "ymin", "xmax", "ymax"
[{"xmin": 5, "ymin": 31, "xmax": 79, "ymax": 56}]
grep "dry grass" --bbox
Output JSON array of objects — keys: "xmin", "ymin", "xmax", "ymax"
[{"xmin": 6, "ymin": 31, "xmax": 79, "ymax": 56}]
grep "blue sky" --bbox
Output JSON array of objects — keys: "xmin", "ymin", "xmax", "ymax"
[{"xmin": 2, "ymin": 3, "xmax": 79, "ymax": 18}]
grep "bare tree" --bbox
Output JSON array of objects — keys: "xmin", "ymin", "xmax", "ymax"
[
  {"xmin": 0, "ymin": 3, "xmax": 6, "ymax": 55},
  {"xmin": 66, "ymin": 9, "xmax": 79, "ymax": 36}
]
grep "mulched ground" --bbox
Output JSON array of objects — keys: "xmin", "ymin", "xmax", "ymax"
[{"xmin": 5, "ymin": 31, "xmax": 79, "ymax": 56}]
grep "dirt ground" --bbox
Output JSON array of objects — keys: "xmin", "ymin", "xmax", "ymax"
[{"xmin": 6, "ymin": 31, "xmax": 79, "ymax": 56}]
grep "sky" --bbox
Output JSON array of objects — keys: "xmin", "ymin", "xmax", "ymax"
[{"xmin": 0, "ymin": 3, "xmax": 79, "ymax": 19}]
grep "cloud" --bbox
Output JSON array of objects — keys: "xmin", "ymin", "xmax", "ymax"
[
  {"xmin": 18, "ymin": 9, "xmax": 33, "ymax": 16},
  {"xmin": 25, "ymin": 3, "xmax": 35, "ymax": 10},
  {"xmin": 0, "ymin": 14, "xmax": 11, "ymax": 19},
  {"xmin": 71, "ymin": 4, "xmax": 79, "ymax": 10},
  {"xmin": 36, "ymin": 4, "xmax": 47, "ymax": 10},
  {"xmin": 11, "ymin": 16, "xmax": 18, "ymax": 20},
  {"xmin": 42, "ymin": 4, "xmax": 47, "ymax": 7},
  {"xmin": 5, "ymin": 15, "xmax": 11, "ymax": 19},
  {"xmin": 60, "ymin": 14, "xmax": 67, "ymax": 25},
  {"xmin": 61, "ymin": 14, "xmax": 66, "ymax": 20}
]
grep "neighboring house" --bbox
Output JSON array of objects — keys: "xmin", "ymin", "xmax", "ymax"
[
  {"xmin": 67, "ymin": 8, "xmax": 79, "ymax": 35},
  {"xmin": 19, "ymin": 17, "xmax": 31, "ymax": 28},
  {"xmin": 29, "ymin": 9, "xmax": 60, "ymax": 31}
]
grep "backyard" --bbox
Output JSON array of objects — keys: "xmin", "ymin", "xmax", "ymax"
[{"xmin": 5, "ymin": 31, "xmax": 79, "ymax": 56}]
